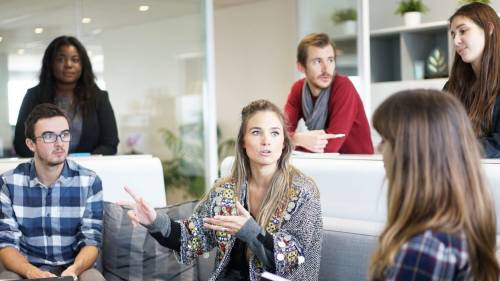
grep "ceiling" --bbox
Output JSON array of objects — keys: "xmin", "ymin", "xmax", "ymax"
[{"xmin": 0, "ymin": 0, "xmax": 264, "ymax": 55}]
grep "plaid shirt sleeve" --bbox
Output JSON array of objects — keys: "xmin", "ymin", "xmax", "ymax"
[
  {"xmin": 384, "ymin": 231, "xmax": 468, "ymax": 281},
  {"xmin": 74, "ymin": 175, "xmax": 103, "ymax": 250},
  {"xmin": 0, "ymin": 176, "xmax": 22, "ymax": 250}
]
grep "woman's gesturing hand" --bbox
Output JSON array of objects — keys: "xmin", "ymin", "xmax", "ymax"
[
  {"xmin": 203, "ymin": 201, "xmax": 252, "ymax": 235},
  {"xmin": 118, "ymin": 186, "xmax": 157, "ymax": 226}
]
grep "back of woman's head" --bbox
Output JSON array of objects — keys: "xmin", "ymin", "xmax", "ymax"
[
  {"xmin": 448, "ymin": 2, "xmax": 500, "ymax": 135},
  {"xmin": 370, "ymin": 89, "xmax": 498, "ymax": 280},
  {"xmin": 39, "ymin": 36, "xmax": 97, "ymax": 110}
]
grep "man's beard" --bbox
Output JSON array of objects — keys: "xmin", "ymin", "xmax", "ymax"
[
  {"xmin": 37, "ymin": 150, "xmax": 67, "ymax": 167},
  {"xmin": 46, "ymin": 158, "xmax": 65, "ymax": 167}
]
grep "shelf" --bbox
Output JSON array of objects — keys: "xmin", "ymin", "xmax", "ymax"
[
  {"xmin": 370, "ymin": 21, "xmax": 451, "ymax": 83},
  {"xmin": 372, "ymin": 78, "xmax": 448, "ymax": 87},
  {"xmin": 333, "ymin": 34, "xmax": 357, "ymax": 41},
  {"xmin": 371, "ymin": 21, "xmax": 448, "ymax": 37},
  {"xmin": 335, "ymin": 37, "xmax": 358, "ymax": 76},
  {"xmin": 370, "ymin": 34, "xmax": 401, "ymax": 82},
  {"xmin": 331, "ymin": 20, "xmax": 452, "ymax": 84}
]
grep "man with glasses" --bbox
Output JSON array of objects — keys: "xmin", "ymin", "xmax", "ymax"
[{"xmin": 0, "ymin": 103, "xmax": 104, "ymax": 280}]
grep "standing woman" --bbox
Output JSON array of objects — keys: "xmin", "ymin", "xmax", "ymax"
[
  {"xmin": 121, "ymin": 100, "xmax": 322, "ymax": 280},
  {"xmin": 369, "ymin": 90, "xmax": 499, "ymax": 281},
  {"xmin": 445, "ymin": 2, "xmax": 500, "ymax": 157},
  {"xmin": 14, "ymin": 35, "xmax": 119, "ymax": 157}
]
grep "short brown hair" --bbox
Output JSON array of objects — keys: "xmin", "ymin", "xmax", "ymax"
[
  {"xmin": 297, "ymin": 33, "xmax": 336, "ymax": 66},
  {"xmin": 25, "ymin": 103, "xmax": 69, "ymax": 140}
]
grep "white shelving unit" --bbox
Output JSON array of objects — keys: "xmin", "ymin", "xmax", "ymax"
[
  {"xmin": 332, "ymin": 20, "xmax": 453, "ymax": 112},
  {"xmin": 334, "ymin": 34, "xmax": 358, "ymax": 76},
  {"xmin": 369, "ymin": 21, "xmax": 453, "ymax": 110},
  {"xmin": 371, "ymin": 21, "xmax": 452, "ymax": 82}
]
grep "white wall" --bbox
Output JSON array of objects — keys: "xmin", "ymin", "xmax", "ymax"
[
  {"xmin": 214, "ymin": 0, "xmax": 297, "ymax": 141},
  {"xmin": 370, "ymin": 0, "xmax": 500, "ymax": 30}
]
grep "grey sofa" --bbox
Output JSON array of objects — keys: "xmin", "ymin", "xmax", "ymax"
[
  {"xmin": 101, "ymin": 201, "xmax": 217, "ymax": 281},
  {"xmin": 319, "ymin": 217, "xmax": 381, "ymax": 281}
]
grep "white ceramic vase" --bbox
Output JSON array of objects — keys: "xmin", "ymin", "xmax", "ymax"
[
  {"xmin": 342, "ymin": 20, "xmax": 357, "ymax": 35},
  {"xmin": 404, "ymin": 11, "xmax": 421, "ymax": 27}
]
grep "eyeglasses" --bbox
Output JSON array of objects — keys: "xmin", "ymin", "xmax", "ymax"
[{"xmin": 34, "ymin": 130, "xmax": 71, "ymax": 143}]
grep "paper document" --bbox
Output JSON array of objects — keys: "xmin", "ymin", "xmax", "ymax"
[
  {"xmin": 261, "ymin": 271, "xmax": 291, "ymax": 281},
  {"xmin": 292, "ymin": 150, "xmax": 340, "ymax": 158}
]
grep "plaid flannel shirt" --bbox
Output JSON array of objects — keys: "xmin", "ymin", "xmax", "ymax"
[
  {"xmin": 0, "ymin": 159, "xmax": 103, "ymax": 266},
  {"xmin": 383, "ymin": 230, "xmax": 470, "ymax": 281}
]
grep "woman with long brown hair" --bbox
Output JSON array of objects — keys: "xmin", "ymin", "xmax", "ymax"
[
  {"xmin": 369, "ymin": 90, "xmax": 499, "ymax": 281},
  {"xmin": 445, "ymin": 2, "xmax": 500, "ymax": 158},
  {"xmin": 120, "ymin": 99, "xmax": 322, "ymax": 280}
]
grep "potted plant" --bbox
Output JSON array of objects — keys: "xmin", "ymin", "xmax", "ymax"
[
  {"xmin": 395, "ymin": 0, "xmax": 428, "ymax": 27},
  {"xmin": 331, "ymin": 8, "xmax": 357, "ymax": 34},
  {"xmin": 159, "ymin": 123, "xmax": 236, "ymax": 203}
]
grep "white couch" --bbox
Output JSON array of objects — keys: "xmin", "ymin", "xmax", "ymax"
[
  {"xmin": 0, "ymin": 155, "xmax": 167, "ymax": 208},
  {"xmin": 0, "ymin": 155, "xmax": 211, "ymax": 280},
  {"xmin": 221, "ymin": 154, "xmax": 500, "ymax": 281}
]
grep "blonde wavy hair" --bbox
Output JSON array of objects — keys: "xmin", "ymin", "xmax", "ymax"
[
  {"xmin": 370, "ymin": 90, "xmax": 499, "ymax": 280},
  {"xmin": 230, "ymin": 99, "xmax": 295, "ymax": 230}
]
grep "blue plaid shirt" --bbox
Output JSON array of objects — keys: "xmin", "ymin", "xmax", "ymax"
[
  {"xmin": 383, "ymin": 230, "xmax": 470, "ymax": 281},
  {"xmin": 0, "ymin": 159, "xmax": 103, "ymax": 266}
]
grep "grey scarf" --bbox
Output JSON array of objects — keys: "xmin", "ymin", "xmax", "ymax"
[{"xmin": 301, "ymin": 81, "xmax": 331, "ymax": 130}]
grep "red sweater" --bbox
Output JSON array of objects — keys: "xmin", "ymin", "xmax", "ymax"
[{"xmin": 284, "ymin": 75, "xmax": 374, "ymax": 154}]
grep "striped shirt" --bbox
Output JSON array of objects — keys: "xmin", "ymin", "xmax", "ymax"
[
  {"xmin": 0, "ymin": 159, "xmax": 103, "ymax": 266},
  {"xmin": 383, "ymin": 230, "xmax": 471, "ymax": 281}
]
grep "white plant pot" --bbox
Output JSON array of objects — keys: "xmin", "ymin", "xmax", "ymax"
[
  {"xmin": 341, "ymin": 20, "xmax": 357, "ymax": 35},
  {"xmin": 404, "ymin": 12, "xmax": 421, "ymax": 27}
]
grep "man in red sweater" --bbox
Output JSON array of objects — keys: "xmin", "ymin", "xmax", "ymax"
[{"xmin": 284, "ymin": 33, "xmax": 373, "ymax": 154}]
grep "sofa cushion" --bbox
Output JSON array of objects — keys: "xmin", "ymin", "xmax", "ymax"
[
  {"xmin": 320, "ymin": 228, "xmax": 378, "ymax": 281},
  {"xmin": 319, "ymin": 217, "xmax": 381, "ymax": 281},
  {"xmin": 102, "ymin": 201, "xmax": 198, "ymax": 281}
]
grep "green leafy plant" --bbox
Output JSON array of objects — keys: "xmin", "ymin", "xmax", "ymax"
[
  {"xmin": 160, "ymin": 124, "xmax": 205, "ymax": 198},
  {"xmin": 160, "ymin": 124, "xmax": 236, "ymax": 198},
  {"xmin": 459, "ymin": 0, "xmax": 490, "ymax": 4},
  {"xmin": 395, "ymin": 0, "xmax": 428, "ymax": 15},
  {"xmin": 331, "ymin": 8, "xmax": 357, "ymax": 24}
]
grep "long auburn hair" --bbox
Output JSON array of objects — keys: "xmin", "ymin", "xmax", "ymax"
[
  {"xmin": 230, "ymin": 99, "xmax": 295, "ymax": 230},
  {"xmin": 369, "ymin": 90, "xmax": 498, "ymax": 281},
  {"xmin": 39, "ymin": 35, "xmax": 99, "ymax": 115},
  {"xmin": 446, "ymin": 3, "xmax": 500, "ymax": 136}
]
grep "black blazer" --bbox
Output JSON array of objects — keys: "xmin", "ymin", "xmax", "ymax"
[{"xmin": 13, "ymin": 85, "xmax": 119, "ymax": 157}]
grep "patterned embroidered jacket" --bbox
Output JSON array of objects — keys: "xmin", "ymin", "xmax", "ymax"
[{"xmin": 174, "ymin": 168, "xmax": 322, "ymax": 280}]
